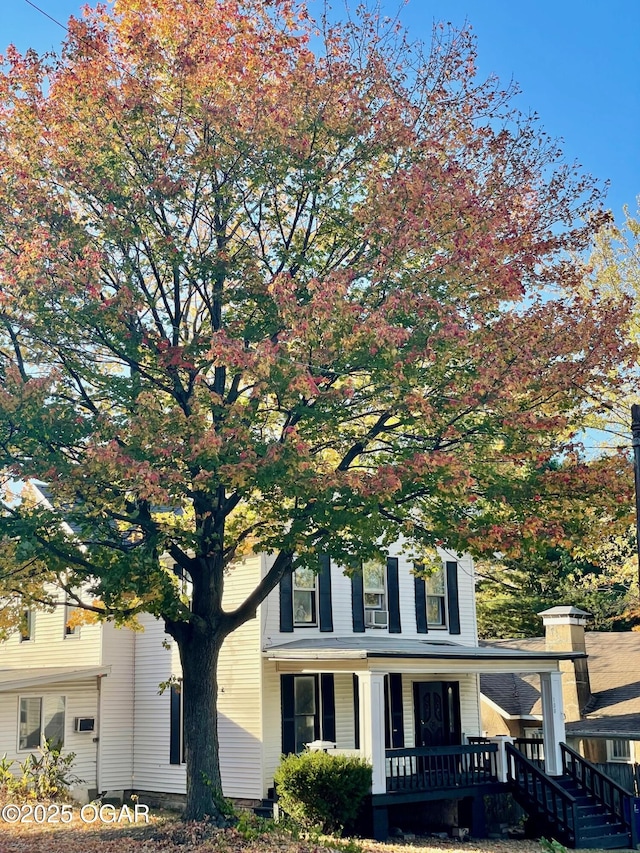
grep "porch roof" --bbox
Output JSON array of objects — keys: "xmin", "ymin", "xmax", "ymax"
[
  {"xmin": 265, "ymin": 636, "xmax": 582, "ymax": 674},
  {"xmin": 0, "ymin": 665, "xmax": 110, "ymax": 692}
]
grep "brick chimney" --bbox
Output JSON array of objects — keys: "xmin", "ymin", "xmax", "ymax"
[{"xmin": 539, "ymin": 605, "xmax": 591, "ymax": 722}]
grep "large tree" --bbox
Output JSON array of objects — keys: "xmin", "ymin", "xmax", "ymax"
[{"xmin": 0, "ymin": 0, "xmax": 633, "ymax": 820}]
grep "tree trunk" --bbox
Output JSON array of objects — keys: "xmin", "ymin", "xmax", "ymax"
[{"xmin": 176, "ymin": 626, "xmax": 228, "ymax": 823}]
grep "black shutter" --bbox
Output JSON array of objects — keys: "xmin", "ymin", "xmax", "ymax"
[
  {"xmin": 446, "ymin": 560, "xmax": 461, "ymax": 635},
  {"xmin": 281, "ymin": 675, "xmax": 296, "ymax": 754},
  {"xmin": 318, "ymin": 555, "xmax": 333, "ymax": 632},
  {"xmin": 384, "ymin": 676, "xmax": 391, "ymax": 748},
  {"xmin": 387, "ymin": 557, "xmax": 401, "ymax": 633},
  {"xmin": 389, "ymin": 673, "xmax": 404, "ymax": 748},
  {"xmin": 169, "ymin": 683, "xmax": 182, "ymax": 765},
  {"xmin": 351, "ymin": 572, "xmax": 365, "ymax": 632},
  {"xmin": 320, "ymin": 673, "xmax": 336, "ymax": 742},
  {"xmin": 414, "ymin": 576, "xmax": 428, "ymax": 633},
  {"xmin": 353, "ymin": 674, "xmax": 360, "ymax": 750},
  {"xmin": 279, "ymin": 570, "xmax": 294, "ymax": 633}
]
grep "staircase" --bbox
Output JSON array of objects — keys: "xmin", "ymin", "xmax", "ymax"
[
  {"xmin": 252, "ymin": 788, "xmax": 277, "ymax": 820},
  {"xmin": 506, "ymin": 742, "xmax": 637, "ymax": 849}
]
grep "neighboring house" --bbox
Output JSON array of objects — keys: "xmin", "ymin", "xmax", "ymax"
[
  {"xmin": 0, "ymin": 603, "xmax": 134, "ymax": 803},
  {"xmin": 480, "ymin": 606, "xmax": 640, "ymax": 789},
  {"xmin": 1, "ymin": 541, "xmax": 584, "ymax": 838}
]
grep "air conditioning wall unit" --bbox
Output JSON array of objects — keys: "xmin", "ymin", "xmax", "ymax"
[
  {"xmin": 365, "ymin": 609, "xmax": 388, "ymax": 628},
  {"xmin": 74, "ymin": 717, "xmax": 95, "ymax": 733}
]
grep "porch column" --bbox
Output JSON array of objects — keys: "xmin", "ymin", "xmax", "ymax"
[
  {"xmin": 540, "ymin": 671, "xmax": 566, "ymax": 776},
  {"xmin": 489, "ymin": 735, "xmax": 514, "ymax": 783},
  {"xmin": 357, "ymin": 672, "xmax": 387, "ymax": 794}
]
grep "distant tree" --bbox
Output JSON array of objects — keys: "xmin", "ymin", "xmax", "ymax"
[
  {"xmin": 476, "ymin": 453, "xmax": 638, "ymax": 638},
  {"xmin": 581, "ymin": 204, "xmax": 640, "ymax": 441},
  {"xmin": 0, "ymin": 0, "xmax": 633, "ymax": 822},
  {"xmin": 476, "ymin": 541, "xmax": 638, "ymax": 639}
]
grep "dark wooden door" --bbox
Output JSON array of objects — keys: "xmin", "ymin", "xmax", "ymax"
[{"xmin": 413, "ymin": 681, "xmax": 461, "ymax": 747}]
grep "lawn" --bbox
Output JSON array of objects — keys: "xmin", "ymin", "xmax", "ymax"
[{"xmin": 0, "ymin": 812, "xmax": 635, "ymax": 853}]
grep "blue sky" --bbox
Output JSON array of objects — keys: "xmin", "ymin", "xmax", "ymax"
[{"xmin": 1, "ymin": 0, "xmax": 638, "ymax": 224}]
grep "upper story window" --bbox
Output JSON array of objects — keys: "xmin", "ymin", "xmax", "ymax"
[
  {"xmin": 414, "ymin": 560, "xmax": 457, "ymax": 634},
  {"xmin": 363, "ymin": 559, "xmax": 388, "ymax": 628},
  {"xmin": 18, "ymin": 696, "xmax": 65, "ymax": 751},
  {"xmin": 293, "ymin": 568, "xmax": 317, "ymax": 626},
  {"xmin": 425, "ymin": 566, "xmax": 446, "ymax": 627},
  {"xmin": 64, "ymin": 601, "xmax": 78, "ymax": 638},
  {"xmin": 19, "ymin": 609, "xmax": 34, "ymax": 642}
]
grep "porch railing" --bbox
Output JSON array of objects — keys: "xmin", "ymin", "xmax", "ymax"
[
  {"xmin": 385, "ymin": 743, "xmax": 499, "ymax": 793},
  {"xmin": 514, "ymin": 737, "xmax": 544, "ymax": 766},
  {"xmin": 506, "ymin": 742, "xmax": 578, "ymax": 847},
  {"xmin": 561, "ymin": 742, "xmax": 636, "ymax": 848}
]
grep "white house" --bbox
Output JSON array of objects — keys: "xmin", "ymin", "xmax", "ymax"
[{"xmin": 0, "ymin": 546, "xmax": 583, "ymax": 839}]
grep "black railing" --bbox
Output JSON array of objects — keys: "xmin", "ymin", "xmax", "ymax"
[
  {"xmin": 506, "ymin": 742, "xmax": 578, "ymax": 847},
  {"xmin": 514, "ymin": 737, "xmax": 544, "ymax": 766},
  {"xmin": 592, "ymin": 761, "xmax": 636, "ymax": 796},
  {"xmin": 561, "ymin": 743, "xmax": 636, "ymax": 848},
  {"xmin": 385, "ymin": 743, "xmax": 499, "ymax": 793}
]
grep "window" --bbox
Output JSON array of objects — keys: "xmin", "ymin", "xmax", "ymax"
[
  {"xmin": 414, "ymin": 563, "xmax": 448, "ymax": 631},
  {"xmin": 607, "ymin": 739, "xmax": 632, "ymax": 763},
  {"xmin": 19, "ymin": 609, "xmax": 34, "ymax": 642},
  {"xmin": 363, "ymin": 560, "xmax": 387, "ymax": 627},
  {"xmin": 64, "ymin": 602, "xmax": 78, "ymax": 638},
  {"xmin": 282, "ymin": 674, "xmax": 335, "ymax": 754},
  {"xmin": 425, "ymin": 566, "xmax": 446, "ymax": 627},
  {"xmin": 19, "ymin": 696, "xmax": 65, "ymax": 751},
  {"xmin": 293, "ymin": 568, "xmax": 317, "ymax": 625}
]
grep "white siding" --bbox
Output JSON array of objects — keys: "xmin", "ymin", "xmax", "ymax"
[
  {"xmin": 218, "ymin": 555, "xmax": 263, "ymax": 800},
  {"xmin": 0, "ymin": 599, "xmax": 102, "ymax": 670},
  {"xmin": 334, "ymin": 673, "xmax": 356, "ymax": 749},
  {"xmin": 261, "ymin": 546, "xmax": 477, "ymax": 648},
  {"xmin": 261, "ymin": 659, "xmax": 282, "ymax": 794},
  {"xmin": 131, "ymin": 556, "xmax": 264, "ymax": 800},
  {"xmin": 0, "ymin": 680, "xmax": 100, "ymax": 796},
  {"xmin": 131, "ymin": 614, "xmax": 186, "ymax": 794},
  {"xmin": 99, "ymin": 623, "xmax": 135, "ymax": 790}
]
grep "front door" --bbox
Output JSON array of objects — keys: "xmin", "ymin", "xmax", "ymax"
[{"xmin": 413, "ymin": 681, "xmax": 461, "ymax": 747}]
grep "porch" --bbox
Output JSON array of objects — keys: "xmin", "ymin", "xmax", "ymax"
[
  {"xmin": 384, "ymin": 742, "xmax": 500, "ymax": 796},
  {"xmin": 266, "ymin": 635, "xmax": 578, "ymax": 836}
]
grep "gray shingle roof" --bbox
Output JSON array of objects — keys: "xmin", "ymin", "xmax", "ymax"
[
  {"xmin": 265, "ymin": 635, "xmax": 580, "ymax": 663},
  {"xmin": 481, "ymin": 632, "xmax": 640, "ymax": 736}
]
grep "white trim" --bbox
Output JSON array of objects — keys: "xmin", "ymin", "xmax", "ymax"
[
  {"xmin": 479, "ymin": 692, "xmax": 542, "ymax": 722},
  {"xmin": 606, "ymin": 739, "xmax": 633, "ymax": 763},
  {"xmin": 0, "ymin": 666, "xmax": 110, "ymax": 693},
  {"xmin": 17, "ymin": 693, "xmax": 66, "ymax": 753}
]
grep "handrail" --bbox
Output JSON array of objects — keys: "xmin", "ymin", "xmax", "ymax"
[
  {"xmin": 386, "ymin": 744, "xmax": 497, "ymax": 758},
  {"xmin": 561, "ymin": 742, "xmax": 633, "ymax": 801},
  {"xmin": 506, "ymin": 743, "xmax": 578, "ymax": 847},
  {"xmin": 561, "ymin": 742, "xmax": 636, "ymax": 847},
  {"xmin": 385, "ymin": 743, "xmax": 499, "ymax": 793},
  {"xmin": 507, "ymin": 743, "xmax": 577, "ymax": 803}
]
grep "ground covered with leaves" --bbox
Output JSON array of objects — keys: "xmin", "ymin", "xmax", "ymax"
[{"xmin": 0, "ymin": 815, "xmax": 635, "ymax": 853}]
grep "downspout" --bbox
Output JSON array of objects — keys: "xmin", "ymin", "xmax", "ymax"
[{"xmin": 95, "ymin": 674, "xmax": 103, "ymax": 795}]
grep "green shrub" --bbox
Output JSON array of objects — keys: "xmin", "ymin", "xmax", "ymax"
[
  {"xmin": 274, "ymin": 750, "xmax": 372, "ymax": 834},
  {"xmin": 0, "ymin": 741, "xmax": 80, "ymax": 802},
  {"xmin": 540, "ymin": 839, "xmax": 568, "ymax": 853}
]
